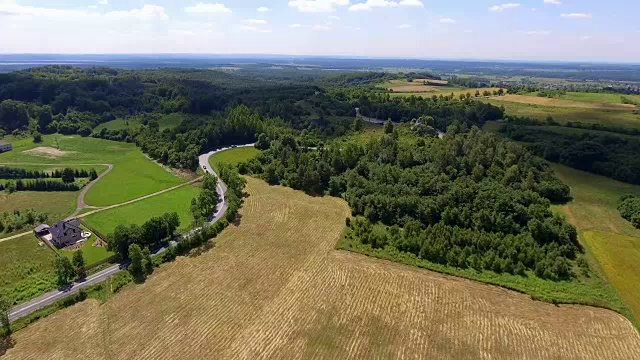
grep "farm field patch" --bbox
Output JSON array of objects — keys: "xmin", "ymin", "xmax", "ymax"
[
  {"xmin": 0, "ymin": 234, "xmax": 57, "ymax": 305},
  {"xmin": 5, "ymin": 178, "xmax": 640, "ymax": 360},
  {"xmin": 552, "ymin": 164, "xmax": 640, "ymax": 322},
  {"xmin": 82, "ymin": 184, "xmax": 199, "ymax": 236},
  {"xmin": 208, "ymin": 147, "xmax": 261, "ymax": 171},
  {"xmin": 490, "ymin": 94, "xmax": 637, "ymax": 110},
  {"xmin": 0, "ymin": 135, "xmax": 186, "ymax": 206},
  {"xmin": 484, "ymin": 99, "xmax": 640, "ymax": 129}
]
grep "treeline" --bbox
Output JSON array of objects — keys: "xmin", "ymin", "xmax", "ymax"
[
  {"xmin": 0, "ymin": 167, "xmax": 97, "ymax": 180},
  {"xmin": 499, "ymin": 122, "xmax": 640, "ymax": 184},
  {"xmin": 331, "ymin": 88, "xmax": 504, "ymax": 127},
  {"xmin": 190, "ymin": 174, "xmax": 220, "ymax": 225},
  {"xmin": 132, "ymin": 105, "xmax": 288, "ymax": 170},
  {"xmin": 217, "ymin": 163, "xmax": 247, "ymax": 223},
  {"xmin": 1, "ymin": 179, "xmax": 80, "ymax": 192},
  {"xmin": 619, "ymin": 195, "xmax": 640, "ymax": 229},
  {"xmin": 241, "ymin": 127, "xmax": 578, "ymax": 281},
  {"xmin": 0, "ymin": 209, "xmax": 47, "ymax": 234},
  {"xmin": 107, "ymin": 212, "xmax": 180, "ymax": 261}
]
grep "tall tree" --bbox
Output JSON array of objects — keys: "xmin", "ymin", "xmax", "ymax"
[
  {"xmin": 383, "ymin": 120, "xmax": 394, "ymax": 134},
  {"xmin": 0, "ymin": 295, "xmax": 10, "ymax": 339},
  {"xmin": 54, "ymin": 256, "xmax": 75, "ymax": 288},
  {"xmin": 128, "ymin": 244, "xmax": 144, "ymax": 281},
  {"xmin": 72, "ymin": 250, "xmax": 86, "ymax": 279}
]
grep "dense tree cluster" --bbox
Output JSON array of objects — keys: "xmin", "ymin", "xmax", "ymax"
[
  {"xmin": 191, "ymin": 174, "xmax": 220, "ymax": 225},
  {"xmin": 2, "ymin": 179, "xmax": 80, "ymax": 192},
  {"xmin": 0, "ymin": 167, "xmax": 97, "ymax": 180},
  {"xmin": 218, "ymin": 163, "xmax": 247, "ymax": 223},
  {"xmin": 500, "ymin": 123, "xmax": 640, "ymax": 184},
  {"xmin": 242, "ymin": 127, "xmax": 578, "ymax": 280},
  {"xmin": 619, "ymin": 195, "xmax": 640, "ymax": 228},
  {"xmin": 332, "ymin": 88, "xmax": 504, "ymax": 126},
  {"xmin": 107, "ymin": 212, "xmax": 180, "ymax": 261},
  {"xmin": 0, "ymin": 209, "xmax": 47, "ymax": 234}
]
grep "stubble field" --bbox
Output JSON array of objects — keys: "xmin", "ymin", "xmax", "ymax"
[{"xmin": 5, "ymin": 178, "xmax": 640, "ymax": 360}]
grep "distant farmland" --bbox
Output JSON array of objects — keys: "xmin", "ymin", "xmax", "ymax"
[{"xmin": 6, "ymin": 178, "xmax": 640, "ymax": 359}]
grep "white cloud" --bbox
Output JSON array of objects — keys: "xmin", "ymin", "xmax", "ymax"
[
  {"xmin": 184, "ymin": 3, "xmax": 232, "ymax": 14},
  {"xmin": 397, "ymin": 24, "xmax": 411, "ymax": 29},
  {"xmin": 349, "ymin": 0, "xmax": 423, "ymax": 12},
  {"xmin": 329, "ymin": 15, "xmax": 341, "ymax": 21},
  {"xmin": 244, "ymin": 19, "xmax": 267, "ymax": 25},
  {"xmin": 240, "ymin": 25, "xmax": 271, "ymax": 33},
  {"xmin": 440, "ymin": 18, "xmax": 456, "ymax": 24},
  {"xmin": 561, "ymin": 13, "xmax": 592, "ymax": 19},
  {"xmin": 580, "ymin": 35, "xmax": 592, "ymax": 41},
  {"xmin": 97, "ymin": 0, "xmax": 109, "ymax": 5},
  {"xmin": 525, "ymin": 30, "xmax": 551, "ymax": 35},
  {"xmin": 106, "ymin": 5, "xmax": 169, "ymax": 20},
  {"xmin": 288, "ymin": 0, "xmax": 349, "ymax": 13},
  {"xmin": 256, "ymin": 6, "xmax": 270, "ymax": 12},
  {"xmin": 398, "ymin": 0, "xmax": 424, "ymax": 6},
  {"xmin": 288, "ymin": 23, "xmax": 304, "ymax": 28},
  {"xmin": 489, "ymin": 3, "xmax": 520, "ymax": 12},
  {"xmin": 313, "ymin": 24, "xmax": 332, "ymax": 31},
  {"xmin": 543, "ymin": 0, "xmax": 561, "ymax": 4}
]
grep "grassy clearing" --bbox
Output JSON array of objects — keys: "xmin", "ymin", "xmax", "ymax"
[
  {"xmin": 5, "ymin": 178, "xmax": 640, "ymax": 360},
  {"xmin": 0, "ymin": 135, "xmax": 186, "ymax": 206},
  {"xmin": 551, "ymin": 164, "xmax": 640, "ymax": 324},
  {"xmin": 82, "ymin": 184, "xmax": 199, "ymax": 236},
  {"xmin": 484, "ymin": 98, "xmax": 640, "ymax": 129},
  {"xmin": 208, "ymin": 147, "xmax": 261, "ymax": 171},
  {"xmin": 0, "ymin": 234, "xmax": 57, "ymax": 304},
  {"xmin": 0, "ymin": 191, "xmax": 78, "ymax": 225},
  {"xmin": 525, "ymin": 91, "xmax": 640, "ymax": 106},
  {"xmin": 93, "ymin": 113, "xmax": 190, "ymax": 132},
  {"xmin": 60, "ymin": 236, "xmax": 114, "ymax": 267},
  {"xmin": 380, "ymin": 79, "xmax": 456, "ymax": 93}
]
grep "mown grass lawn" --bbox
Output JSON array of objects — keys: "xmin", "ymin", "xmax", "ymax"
[
  {"xmin": 0, "ymin": 135, "xmax": 186, "ymax": 206},
  {"xmin": 60, "ymin": 236, "xmax": 114, "ymax": 267},
  {"xmin": 209, "ymin": 147, "xmax": 261, "ymax": 171},
  {"xmin": 551, "ymin": 164, "xmax": 640, "ymax": 325},
  {"xmin": 83, "ymin": 184, "xmax": 200, "ymax": 236}
]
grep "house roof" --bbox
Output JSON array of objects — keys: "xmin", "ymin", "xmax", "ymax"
[
  {"xmin": 49, "ymin": 219, "xmax": 82, "ymax": 240},
  {"xmin": 34, "ymin": 224, "xmax": 50, "ymax": 233}
]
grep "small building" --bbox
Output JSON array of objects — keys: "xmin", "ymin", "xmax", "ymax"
[
  {"xmin": 0, "ymin": 141, "xmax": 12, "ymax": 153},
  {"xmin": 35, "ymin": 219, "xmax": 85, "ymax": 248}
]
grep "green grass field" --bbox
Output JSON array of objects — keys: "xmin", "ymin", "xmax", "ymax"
[
  {"xmin": 60, "ymin": 236, "xmax": 114, "ymax": 267},
  {"xmin": 83, "ymin": 184, "xmax": 200, "ymax": 236},
  {"xmin": 524, "ymin": 91, "xmax": 640, "ymax": 105},
  {"xmin": 0, "ymin": 234, "xmax": 57, "ymax": 304},
  {"xmin": 94, "ymin": 113, "xmax": 191, "ymax": 132},
  {"xmin": 209, "ymin": 147, "xmax": 261, "ymax": 171},
  {"xmin": 551, "ymin": 164, "xmax": 640, "ymax": 323},
  {"xmin": 0, "ymin": 135, "xmax": 186, "ymax": 206},
  {"xmin": 485, "ymin": 98, "xmax": 640, "ymax": 129}
]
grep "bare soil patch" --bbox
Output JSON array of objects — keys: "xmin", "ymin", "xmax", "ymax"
[
  {"xmin": 5, "ymin": 178, "xmax": 640, "ymax": 359},
  {"xmin": 23, "ymin": 147, "xmax": 75, "ymax": 159}
]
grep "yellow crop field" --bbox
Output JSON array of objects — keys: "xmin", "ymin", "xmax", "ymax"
[
  {"xmin": 490, "ymin": 94, "xmax": 637, "ymax": 111},
  {"xmin": 5, "ymin": 178, "xmax": 640, "ymax": 359}
]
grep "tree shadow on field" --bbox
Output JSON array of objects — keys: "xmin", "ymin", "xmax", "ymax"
[
  {"xmin": 188, "ymin": 240, "xmax": 217, "ymax": 258},
  {"xmin": 0, "ymin": 336, "xmax": 16, "ymax": 356}
]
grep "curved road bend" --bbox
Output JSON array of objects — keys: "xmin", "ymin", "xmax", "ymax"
[{"xmin": 8, "ymin": 144, "xmax": 255, "ymax": 322}]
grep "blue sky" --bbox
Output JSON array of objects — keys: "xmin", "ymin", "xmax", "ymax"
[{"xmin": 0, "ymin": 0, "xmax": 638, "ymax": 61}]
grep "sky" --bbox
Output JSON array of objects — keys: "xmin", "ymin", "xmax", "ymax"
[{"xmin": 0, "ymin": 0, "xmax": 638, "ymax": 62}]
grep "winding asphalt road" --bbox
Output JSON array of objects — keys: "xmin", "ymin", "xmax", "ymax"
[{"xmin": 8, "ymin": 144, "xmax": 255, "ymax": 322}]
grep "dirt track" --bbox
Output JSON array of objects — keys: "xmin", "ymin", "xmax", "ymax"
[{"xmin": 5, "ymin": 178, "xmax": 640, "ymax": 359}]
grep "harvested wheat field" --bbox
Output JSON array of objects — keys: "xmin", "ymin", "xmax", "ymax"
[
  {"xmin": 6, "ymin": 178, "xmax": 640, "ymax": 360},
  {"xmin": 491, "ymin": 94, "xmax": 637, "ymax": 111}
]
